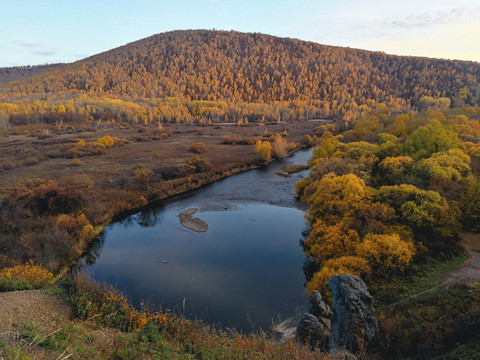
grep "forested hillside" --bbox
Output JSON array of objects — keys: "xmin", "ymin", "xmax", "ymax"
[
  {"xmin": 0, "ymin": 64, "xmax": 63, "ymax": 85},
  {"xmin": 0, "ymin": 30, "xmax": 479, "ymax": 127},
  {"xmin": 296, "ymin": 106, "xmax": 480, "ymax": 358}
]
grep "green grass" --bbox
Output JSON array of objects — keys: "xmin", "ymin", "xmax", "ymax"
[
  {"xmin": 0, "ymin": 277, "xmax": 34, "ymax": 292},
  {"xmin": 369, "ymin": 250, "xmax": 470, "ymax": 308},
  {"xmin": 18, "ymin": 322, "xmax": 113, "ymax": 359},
  {"xmin": 440, "ymin": 337, "xmax": 480, "ymax": 360},
  {"xmin": 373, "ymin": 283, "xmax": 480, "ymax": 359},
  {"xmin": 0, "ymin": 340, "xmax": 33, "ymax": 360},
  {"xmin": 367, "ymin": 249, "xmax": 480, "ymax": 359}
]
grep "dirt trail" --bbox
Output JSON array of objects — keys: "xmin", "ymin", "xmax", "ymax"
[
  {"xmin": 0, "ymin": 290, "xmax": 71, "ymax": 359},
  {"xmin": 389, "ymin": 232, "xmax": 480, "ymax": 307},
  {"xmin": 0, "ymin": 290, "xmax": 121, "ymax": 359},
  {"xmin": 444, "ymin": 232, "xmax": 480, "ymax": 284},
  {"xmin": 0, "ymin": 289, "xmax": 72, "ymax": 327}
]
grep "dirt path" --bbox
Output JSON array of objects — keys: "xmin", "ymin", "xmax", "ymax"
[
  {"xmin": 444, "ymin": 232, "xmax": 480, "ymax": 284},
  {"xmin": 389, "ymin": 232, "xmax": 480, "ymax": 307},
  {"xmin": 0, "ymin": 290, "xmax": 121, "ymax": 359},
  {"xmin": 0, "ymin": 290, "xmax": 71, "ymax": 359},
  {"xmin": 0, "ymin": 290, "xmax": 71, "ymax": 331}
]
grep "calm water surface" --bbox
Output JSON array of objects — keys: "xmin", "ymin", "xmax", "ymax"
[{"xmin": 83, "ymin": 149, "xmax": 313, "ymax": 332}]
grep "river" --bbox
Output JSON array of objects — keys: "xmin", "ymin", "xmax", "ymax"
[{"xmin": 82, "ymin": 148, "xmax": 313, "ymax": 333}]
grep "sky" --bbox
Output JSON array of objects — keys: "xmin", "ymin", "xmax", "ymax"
[{"xmin": 1, "ymin": 0, "xmax": 479, "ymax": 67}]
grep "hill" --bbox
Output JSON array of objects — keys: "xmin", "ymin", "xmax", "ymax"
[
  {"xmin": 1, "ymin": 30, "xmax": 479, "ymax": 126},
  {"xmin": 0, "ymin": 63, "xmax": 63, "ymax": 85}
]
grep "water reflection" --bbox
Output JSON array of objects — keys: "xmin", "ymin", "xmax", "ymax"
[
  {"xmin": 81, "ymin": 149, "xmax": 314, "ymax": 332},
  {"xmin": 81, "ymin": 232, "xmax": 105, "ymax": 266}
]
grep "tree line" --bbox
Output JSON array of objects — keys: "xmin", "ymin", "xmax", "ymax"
[
  {"xmin": 1, "ymin": 30, "xmax": 479, "ymax": 128},
  {"xmin": 296, "ymin": 105, "xmax": 480, "ymax": 298}
]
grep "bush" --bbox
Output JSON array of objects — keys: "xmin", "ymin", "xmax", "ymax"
[
  {"xmin": 46, "ymin": 149, "xmax": 64, "ymax": 158},
  {"xmin": 133, "ymin": 166, "xmax": 154, "ymax": 190},
  {"xmin": 0, "ymin": 277, "xmax": 33, "ymax": 291},
  {"xmin": 373, "ymin": 284, "xmax": 480, "ymax": 359},
  {"xmin": 68, "ymin": 273, "xmax": 169, "ymax": 332},
  {"xmin": 96, "ymin": 135, "xmax": 115, "ymax": 148},
  {"xmin": 0, "ymin": 264, "xmax": 53, "ymax": 287},
  {"xmin": 189, "ymin": 142, "xmax": 206, "ymax": 154},
  {"xmin": 7, "ymin": 180, "xmax": 86, "ymax": 215},
  {"xmin": 185, "ymin": 157, "xmax": 212, "ymax": 173},
  {"xmin": 69, "ymin": 159, "xmax": 83, "ymax": 167},
  {"xmin": 2, "ymin": 162, "xmax": 14, "ymax": 171},
  {"xmin": 221, "ymin": 137, "xmax": 258, "ymax": 145},
  {"xmin": 23, "ymin": 156, "xmax": 41, "ymax": 167}
]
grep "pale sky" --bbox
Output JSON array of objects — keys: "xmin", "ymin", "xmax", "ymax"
[{"xmin": 0, "ymin": 0, "xmax": 479, "ymax": 67}]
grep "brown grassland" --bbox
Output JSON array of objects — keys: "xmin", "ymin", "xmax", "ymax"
[{"xmin": 0, "ymin": 120, "xmax": 316, "ymax": 189}]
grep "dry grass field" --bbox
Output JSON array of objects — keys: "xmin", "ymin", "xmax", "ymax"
[{"xmin": 0, "ymin": 121, "xmax": 317, "ymax": 190}]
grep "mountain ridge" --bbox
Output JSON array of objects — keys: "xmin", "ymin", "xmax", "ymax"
[{"xmin": 1, "ymin": 29, "xmax": 479, "ymax": 115}]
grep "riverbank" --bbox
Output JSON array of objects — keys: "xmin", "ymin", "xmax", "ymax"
[
  {"xmin": 1, "ymin": 236, "xmax": 478, "ymax": 360},
  {"xmin": 0, "ymin": 284, "xmax": 329, "ymax": 360},
  {"xmin": 0, "ymin": 120, "xmax": 319, "ymax": 273},
  {"xmin": 81, "ymin": 148, "xmax": 314, "ymax": 333}
]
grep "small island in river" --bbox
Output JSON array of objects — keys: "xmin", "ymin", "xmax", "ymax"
[{"xmin": 178, "ymin": 208, "xmax": 208, "ymax": 232}]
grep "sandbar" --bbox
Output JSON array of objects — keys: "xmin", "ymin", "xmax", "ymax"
[{"xmin": 178, "ymin": 208, "xmax": 208, "ymax": 232}]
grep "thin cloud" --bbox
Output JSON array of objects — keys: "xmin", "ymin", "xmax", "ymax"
[
  {"xmin": 386, "ymin": 7, "xmax": 480, "ymax": 29},
  {"xmin": 335, "ymin": 6, "xmax": 480, "ymax": 43},
  {"xmin": 13, "ymin": 41, "xmax": 58, "ymax": 57},
  {"xmin": 18, "ymin": 42, "xmax": 42, "ymax": 48},
  {"xmin": 33, "ymin": 50, "xmax": 58, "ymax": 57}
]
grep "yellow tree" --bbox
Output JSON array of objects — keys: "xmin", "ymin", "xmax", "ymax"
[
  {"xmin": 271, "ymin": 134, "xmax": 288, "ymax": 158},
  {"xmin": 356, "ymin": 233, "xmax": 415, "ymax": 272},
  {"xmin": 254, "ymin": 139, "xmax": 272, "ymax": 161},
  {"xmin": 306, "ymin": 256, "xmax": 371, "ymax": 299},
  {"xmin": 304, "ymin": 219, "xmax": 360, "ymax": 263}
]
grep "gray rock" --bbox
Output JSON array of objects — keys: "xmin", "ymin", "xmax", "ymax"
[
  {"xmin": 309, "ymin": 290, "xmax": 332, "ymax": 320},
  {"xmin": 296, "ymin": 312, "xmax": 330, "ymax": 351},
  {"xmin": 328, "ymin": 274, "xmax": 377, "ymax": 356},
  {"xmin": 329, "ymin": 348, "xmax": 358, "ymax": 360}
]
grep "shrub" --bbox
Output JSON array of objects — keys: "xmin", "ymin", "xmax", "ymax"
[
  {"xmin": 56, "ymin": 214, "xmax": 78, "ymax": 233},
  {"xmin": 23, "ymin": 156, "xmax": 40, "ymax": 167},
  {"xmin": 8, "ymin": 180, "xmax": 86, "ymax": 215},
  {"xmin": 185, "ymin": 157, "xmax": 212, "ymax": 173},
  {"xmin": 2, "ymin": 162, "xmax": 14, "ymax": 171},
  {"xmin": 69, "ymin": 158, "xmax": 83, "ymax": 166},
  {"xmin": 133, "ymin": 166, "xmax": 154, "ymax": 190},
  {"xmin": 33, "ymin": 182, "xmax": 85, "ymax": 214},
  {"xmin": 0, "ymin": 277, "xmax": 33, "ymax": 291},
  {"xmin": 189, "ymin": 142, "xmax": 206, "ymax": 154},
  {"xmin": 0, "ymin": 263, "xmax": 53, "ymax": 287},
  {"xmin": 221, "ymin": 137, "xmax": 258, "ymax": 145},
  {"xmin": 68, "ymin": 273, "xmax": 169, "ymax": 332},
  {"xmin": 303, "ymin": 134, "xmax": 314, "ymax": 146},
  {"xmin": 96, "ymin": 135, "xmax": 115, "ymax": 148}
]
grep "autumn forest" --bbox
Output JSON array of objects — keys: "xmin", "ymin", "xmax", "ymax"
[{"xmin": 1, "ymin": 29, "xmax": 480, "ymax": 359}]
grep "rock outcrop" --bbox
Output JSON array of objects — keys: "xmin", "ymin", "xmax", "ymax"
[
  {"xmin": 296, "ymin": 290, "xmax": 332, "ymax": 351},
  {"xmin": 328, "ymin": 274, "xmax": 377, "ymax": 355},
  {"xmin": 296, "ymin": 275, "xmax": 377, "ymax": 359},
  {"xmin": 296, "ymin": 312, "xmax": 329, "ymax": 351}
]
